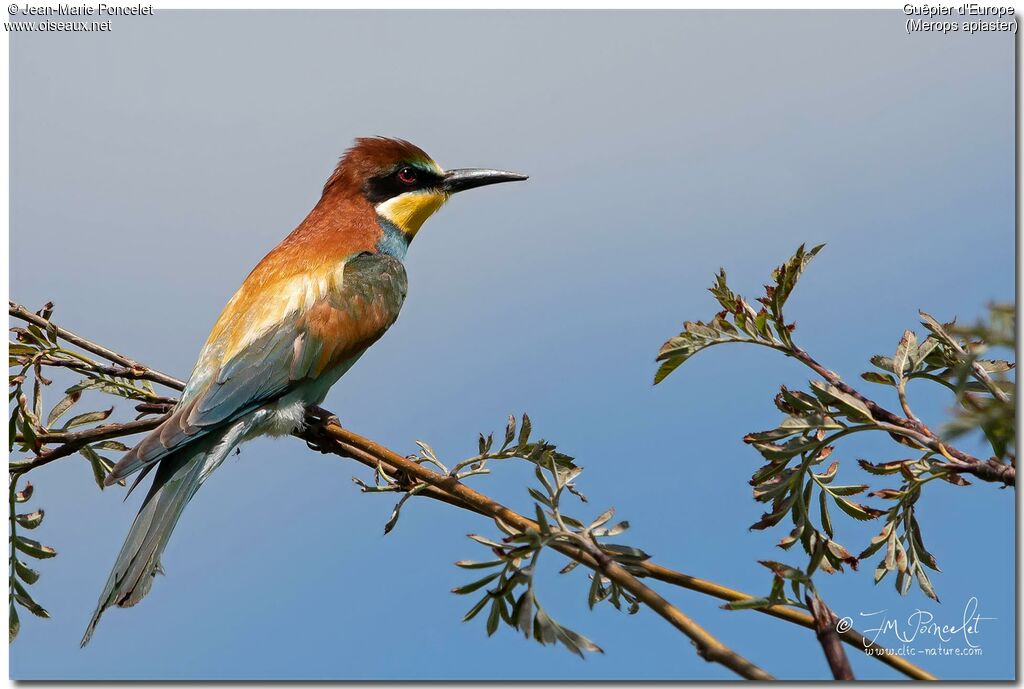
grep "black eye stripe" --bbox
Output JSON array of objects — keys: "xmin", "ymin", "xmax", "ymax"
[{"xmin": 364, "ymin": 165, "xmax": 443, "ymax": 204}]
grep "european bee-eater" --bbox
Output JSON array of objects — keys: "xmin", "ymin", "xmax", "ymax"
[{"xmin": 81, "ymin": 137, "xmax": 526, "ymax": 645}]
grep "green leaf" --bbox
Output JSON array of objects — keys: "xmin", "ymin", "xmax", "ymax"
[
  {"xmin": 918, "ymin": 311, "xmax": 959, "ymax": 350},
  {"xmin": 819, "ymin": 490, "xmax": 833, "ymax": 538},
  {"xmin": 554, "ymin": 622, "xmax": 603, "ymax": 656},
  {"xmin": 826, "ymin": 484, "xmax": 868, "ymax": 497},
  {"xmin": 600, "ymin": 544, "xmax": 650, "ymax": 561},
  {"xmin": 768, "ymin": 243, "xmax": 825, "ymax": 321},
  {"xmin": 518, "ymin": 414, "xmax": 532, "ymax": 447},
  {"xmin": 463, "ymin": 595, "xmax": 490, "ymax": 622},
  {"xmin": 859, "ymin": 523, "xmax": 893, "ymax": 559},
  {"xmin": 722, "ymin": 597, "xmax": 773, "ymax": 611},
  {"xmin": 587, "ymin": 507, "xmax": 615, "ymax": 532},
  {"xmin": 861, "ymin": 371, "xmax": 897, "ymax": 386},
  {"xmin": 45, "ymin": 390, "xmax": 81, "ymax": 428},
  {"xmin": 452, "ymin": 572, "xmax": 501, "ymax": 595},
  {"xmin": 503, "ymin": 415, "xmax": 516, "ymax": 449},
  {"xmin": 975, "ymin": 359, "xmax": 1013, "ymax": 373},
  {"xmin": 92, "ymin": 440, "xmax": 130, "ymax": 451},
  {"xmin": 892, "ymin": 330, "xmax": 917, "ymax": 378},
  {"xmin": 11, "ymin": 580, "xmax": 49, "ymax": 618},
  {"xmin": 527, "ymin": 487, "xmax": 552, "ymax": 508},
  {"xmin": 870, "ymin": 355, "xmax": 896, "ymax": 373},
  {"xmin": 14, "ymin": 483, "xmax": 33, "ymax": 503},
  {"xmin": 454, "ymin": 560, "xmax": 504, "ymax": 570},
  {"xmin": 745, "ymin": 414, "xmax": 842, "ymax": 443},
  {"xmin": 486, "ymin": 597, "xmax": 502, "ymax": 636},
  {"xmin": 14, "ymin": 510, "xmax": 43, "ymax": 529},
  {"xmin": 809, "ymin": 381, "xmax": 874, "ymax": 423},
  {"xmin": 78, "ymin": 445, "xmax": 107, "ymax": 490},
  {"xmin": 9, "ymin": 604, "xmax": 19, "ymax": 643},
  {"xmin": 593, "ymin": 521, "xmax": 629, "ymax": 538},
  {"xmin": 832, "ymin": 496, "xmax": 885, "ymax": 521},
  {"xmin": 14, "ymin": 560, "xmax": 39, "ymax": 585},
  {"xmin": 13, "ymin": 537, "xmax": 57, "ymax": 560},
  {"xmin": 916, "ymin": 566, "xmax": 939, "ymax": 601},
  {"xmin": 514, "ymin": 590, "xmax": 533, "ymax": 636},
  {"xmin": 61, "ymin": 407, "xmax": 113, "ymax": 430},
  {"xmin": 758, "ymin": 560, "xmax": 808, "ymax": 582},
  {"xmin": 814, "ymin": 460, "xmax": 840, "ymax": 483},
  {"xmin": 857, "ymin": 458, "xmax": 910, "ymax": 475}
]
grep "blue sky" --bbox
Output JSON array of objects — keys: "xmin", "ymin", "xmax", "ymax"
[{"xmin": 9, "ymin": 10, "xmax": 1014, "ymax": 680}]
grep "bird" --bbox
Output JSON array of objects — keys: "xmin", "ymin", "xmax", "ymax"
[{"xmin": 80, "ymin": 137, "xmax": 527, "ymax": 646}]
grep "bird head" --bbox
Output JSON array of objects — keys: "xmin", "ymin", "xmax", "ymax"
[{"xmin": 324, "ymin": 137, "xmax": 527, "ymax": 240}]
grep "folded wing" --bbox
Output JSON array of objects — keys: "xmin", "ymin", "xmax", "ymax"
[{"xmin": 105, "ymin": 253, "xmax": 408, "ymax": 485}]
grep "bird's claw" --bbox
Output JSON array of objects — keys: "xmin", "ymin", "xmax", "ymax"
[{"xmin": 303, "ymin": 406, "xmax": 342, "ymax": 430}]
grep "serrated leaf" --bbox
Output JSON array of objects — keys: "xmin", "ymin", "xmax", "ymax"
[
  {"xmin": 518, "ymin": 414, "xmax": 531, "ymax": 446},
  {"xmin": 769, "ymin": 243, "xmax": 824, "ymax": 320},
  {"xmin": 503, "ymin": 415, "xmax": 516, "ymax": 448},
  {"xmin": 809, "ymin": 381, "xmax": 874, "ymax": 423},
  {"xmin": 832, "ymin": 496, "xmax": 885, "ymax": 521},
  {"xmin": 893, "ymin": 330, "xmax": 917, "ymax": 379},
  {"xmin": 654, "ymin": 315, "xmax": 762, "ymax": 384},
  {"xmin": 826, "ymin": 484, "xmax": 868, "ymax": 497},
  {"xmin": 857, "ymin": 458, "xmax": 911, "ymax": 475},
  {"xmin": 818, "ymin": 490, "xmax": 833, "ymax": 538}
]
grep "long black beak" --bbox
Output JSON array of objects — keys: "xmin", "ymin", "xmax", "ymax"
[{"xmin": 441, "ymin": 168, "xmax": 528, "ymax": 194}]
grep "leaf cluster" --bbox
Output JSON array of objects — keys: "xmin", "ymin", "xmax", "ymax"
[{"xmin": 655, "ymin": 245, "xmax": 1014, "ymax": 605}]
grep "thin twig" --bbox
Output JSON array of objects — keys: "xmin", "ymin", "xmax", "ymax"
[
  {"xmin": 635, "ymin": 563, "xmax": 934, "ymax": 680},
  {"xmin": 7, "ymin": 304, "xmax": 938, "ymax": 680},
  {"xmin": 301, "ymin": 415, "xmax": 774, "ymax": 680},
  {"xmin": 790, "ymin": 346, "xmax": 1014, "ymax": 486},
  {"xmin": 11, "ymin": 417, "xmax": 167, "ymax": 474},
  {"xmin": 8, "ymin": 302, "xmax": 184, "ymax": 391}
]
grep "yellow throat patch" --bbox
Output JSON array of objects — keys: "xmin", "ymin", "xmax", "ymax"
[{"xmin": 375, "ymin": 189, "xmax": 449, "ymax": 237}]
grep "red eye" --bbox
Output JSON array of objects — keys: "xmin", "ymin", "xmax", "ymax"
[{"xmin": 397, "ymin": 167, "xmax": 417, "ymax": 184}]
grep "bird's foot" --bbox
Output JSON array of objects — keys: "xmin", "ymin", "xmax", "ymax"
[
  {"xmin": 302, "ymin": 406, "xmax": 344, "ymax": 455},
  {"xmin": 304, "ymin": 406, "xmax": 341, "ymax": 430}
]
